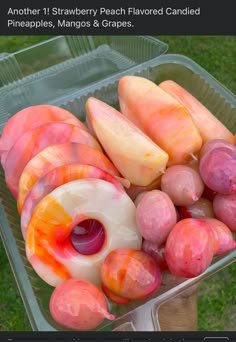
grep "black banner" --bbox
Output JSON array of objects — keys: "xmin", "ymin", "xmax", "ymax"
[
  {"xmin": 0, "ymin": 331, "xmax": 236, "ymax": 341},
  {"xmin": 0, "ymin": 0, "xmax": 234, "ymax": 35}
]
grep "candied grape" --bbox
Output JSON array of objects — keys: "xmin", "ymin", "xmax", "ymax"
[
  {"xmin": 136, "ymin": 190, "xmax": 177, "ymax": 245},
  {"xmin": 165, "ymin": 218, "xmax": 216, "ymax": 278},
  {"xmin": 213, "ymin": 193, "xmax": 236, "ymax": 232},
  {"xmin": 161, "ymin": 165, "xmax": 204, "ymax": 206},
  {"xmin": 199, "ymin": 146, "xmax": 236, "ymax": 195}
]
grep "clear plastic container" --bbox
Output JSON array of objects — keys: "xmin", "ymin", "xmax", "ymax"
[
  {"xmin": 0, "ymin": 37, "xmax": 235, "ymax": 332},
  {"xmin": 0, "ymin": 35, "xmax": 167, "ymax": 133}
]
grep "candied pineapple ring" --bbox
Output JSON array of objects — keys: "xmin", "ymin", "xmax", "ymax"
[
  {"xmin": 4, "ymin": 122, "xmax": 101, "ymax": 199},
  {"xmin": 26, "ymin": 179, "xmax": 142, "ymax": 287},
  {"xmin": 17, "ymin": 142, "xmax": 120, "ymax": 213},
  {"xmin": 0, "ymin": 104, "xmax": 87, "ymax": 168},
  {"xmin": 21, "ymin": 164, "xmax": 123, "ymax": 240}
]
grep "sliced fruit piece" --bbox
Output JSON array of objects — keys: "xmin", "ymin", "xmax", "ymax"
[
  {"xmin": 26, "ymin": 179, "xmax": 142, "ymax": 287},
  {"xmin": 0, "ymin": 104, "xmax": 87, "ymax": 168},
  {"xmin": 17, "ymin": 143, "xmax": 119, "ymax": 213},
  {"xmin": 159, "ymin": 80, "xmax": 234, "ymax": 144},
  {"xmin": 21, "ymin": 163, "xmax": 123, "ymax": 240},
  {"xmin": 4, "ymin": 122, "xmax": 101, "ymax": 199},
  {"xmin": 118, "ymin": 76, "xmax": 202, "ymax": 165},
  {"xmin": 86, "ymin": 97, "xmax": 168, "ymax": 186}
]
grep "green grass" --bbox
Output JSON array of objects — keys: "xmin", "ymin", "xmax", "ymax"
[{"xmin": 0, "ymin": 35, "xmax": 235, "ymax": 332}]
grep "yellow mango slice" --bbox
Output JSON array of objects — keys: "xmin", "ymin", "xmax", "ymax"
[{"xmin": 86, "ymin": 97, "xmax": 168, "ymax": 186}]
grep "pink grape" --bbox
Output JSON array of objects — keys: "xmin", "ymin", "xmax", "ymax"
[
  {"xmin": 199, "ymin": 146, "xmax": 236, "ymax": 195},
  {"xmin": 49, "ymin": 278, "xmax": 115, "ymax": 330},
  {"xmin": 213, "ymin": 193, "xmax": 236, "ymax": 232},
  {"xmin": 199, "ymin": 218, "xmax": 236, "ymax": 255},
  {"xmin": 136, "ymin": 190, "xmax": 177, "ymax": 245},
  {"xmin": 101, "ymin": 248, "xmax": 162, "ymax": 300},
  {"xmin": 161, "ymin": 165, "xmax": 204, "ymax": 206},
  {"xmin": 165, "ymin": 218, "xmax": 216, "ymax": 278},
  {"xmin": 199, "ymin": 138, "xmax": 236, "ymax": 159}
]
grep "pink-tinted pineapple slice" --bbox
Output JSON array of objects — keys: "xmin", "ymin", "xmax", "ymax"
[
  {"xmin": 159, "ymin": 80, "xmax": 234, "ymax": 144},
  {"xmin": 0, "ymin": 104, "xmax": 87, "ymax": 168},
  {"xmin": 4, "ymin": 122, "xmax": 101, "ymax": 199},
  {"xmin": 21, "ymin": 164, "xmax": 123, "ymax": 240},
  {"xmin": 86, "ymin": 97, "xmax": 168, "ymax": 186},
  {"xmin": 118, "ymin": 76, "xmax": 202, "ymax": 165},
  {"xmin": 17, "ymin": 143, "xmax": 120, "ymax": 213}
]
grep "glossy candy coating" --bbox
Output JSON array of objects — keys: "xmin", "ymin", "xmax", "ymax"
[
  {"xmin": 4, "ymin": 122, "xmax": 101, "ymax": 199},
  {"xmin": 21, "ymin": 164, "xmax": 122, "ymax": 240},
  {"xmin": 49, "ymin": 278, "xmax": 115, "ymax": 330},
  {"xmin": 136, "ymin": 190, "xmax": 177, "ymax": 245},
  {"xmin": 101, "ymin": 284, "xmax": 131, "ymax": 305},
  {"xmin": 159, "ymin": 80, "xmax": 234, "ymax": 144},
  {"xmin": 199, "ymin": 146, "xmax": 236, "ymax": 195},
  {"xmin": 17, "ymin": 143, "xmax": 119, "ymax": 213},
  {"xmin": 0, "ymin": 104, "xmax": 87, "ymax": 168},
  {"xmin": 165, "ymin": 218, "xmax": 216, "ymax": 278},
  {"xmin": 198, "ymin": 218, "xmax": 236, "ymax": 255},
  {"xmin": 26, "ymin": 179, "xmax": 142, "ymax": 287},
  {"xmin": 101, "ymin": 248, "xmax": 162, "ymax": 300},
  {"xmin": 86, "ymin": 97, "xmax": 168, "ymax": 186},
  {"xmin": 213, "ymin": 193, "xmax": 236, "ymax": 232},
  {"xmin": 118, "ymin": 76, "xmax": 202, "ymax": 165},
  {"xmin": 161, "ymin": 165, "xmax": 204, "ymax": 206}
]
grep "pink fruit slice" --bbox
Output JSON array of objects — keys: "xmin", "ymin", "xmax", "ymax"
[
  {"xmin": 26, "ymin": 179, "xmax": 142, "ymax": 287},
  {"xmin": 4, "ymin": 122, "xmax": 101, "ymax": 199},
  {"xmin": 118, "ymin": 76, "xmax": 202, "ymax": 165},
  {"xmin": 0, "ymin": 104, "xmax": 87, "ymax": 168},
  {"xmin": 17, "ymin": 143, "xmax": 120, "ymax": 213},
  {"xmin": 21, "ymin": 163, "xmax": 123, "ymax": 240},
  {"xmin": 159, "ymin": 80, "xmax": 234, "ymax": 144},
  {"xmin": 49, "ymin": 278, "xmax": 115, "ymax": 330},
  {"xmin": 86, "ymin": 97, "xmax": 168, "ymax": 186}
]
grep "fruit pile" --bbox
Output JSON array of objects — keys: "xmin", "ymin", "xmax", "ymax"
[{"xmin": 0, "ymin": 76, "xmax": 235, "ymax": 331}]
